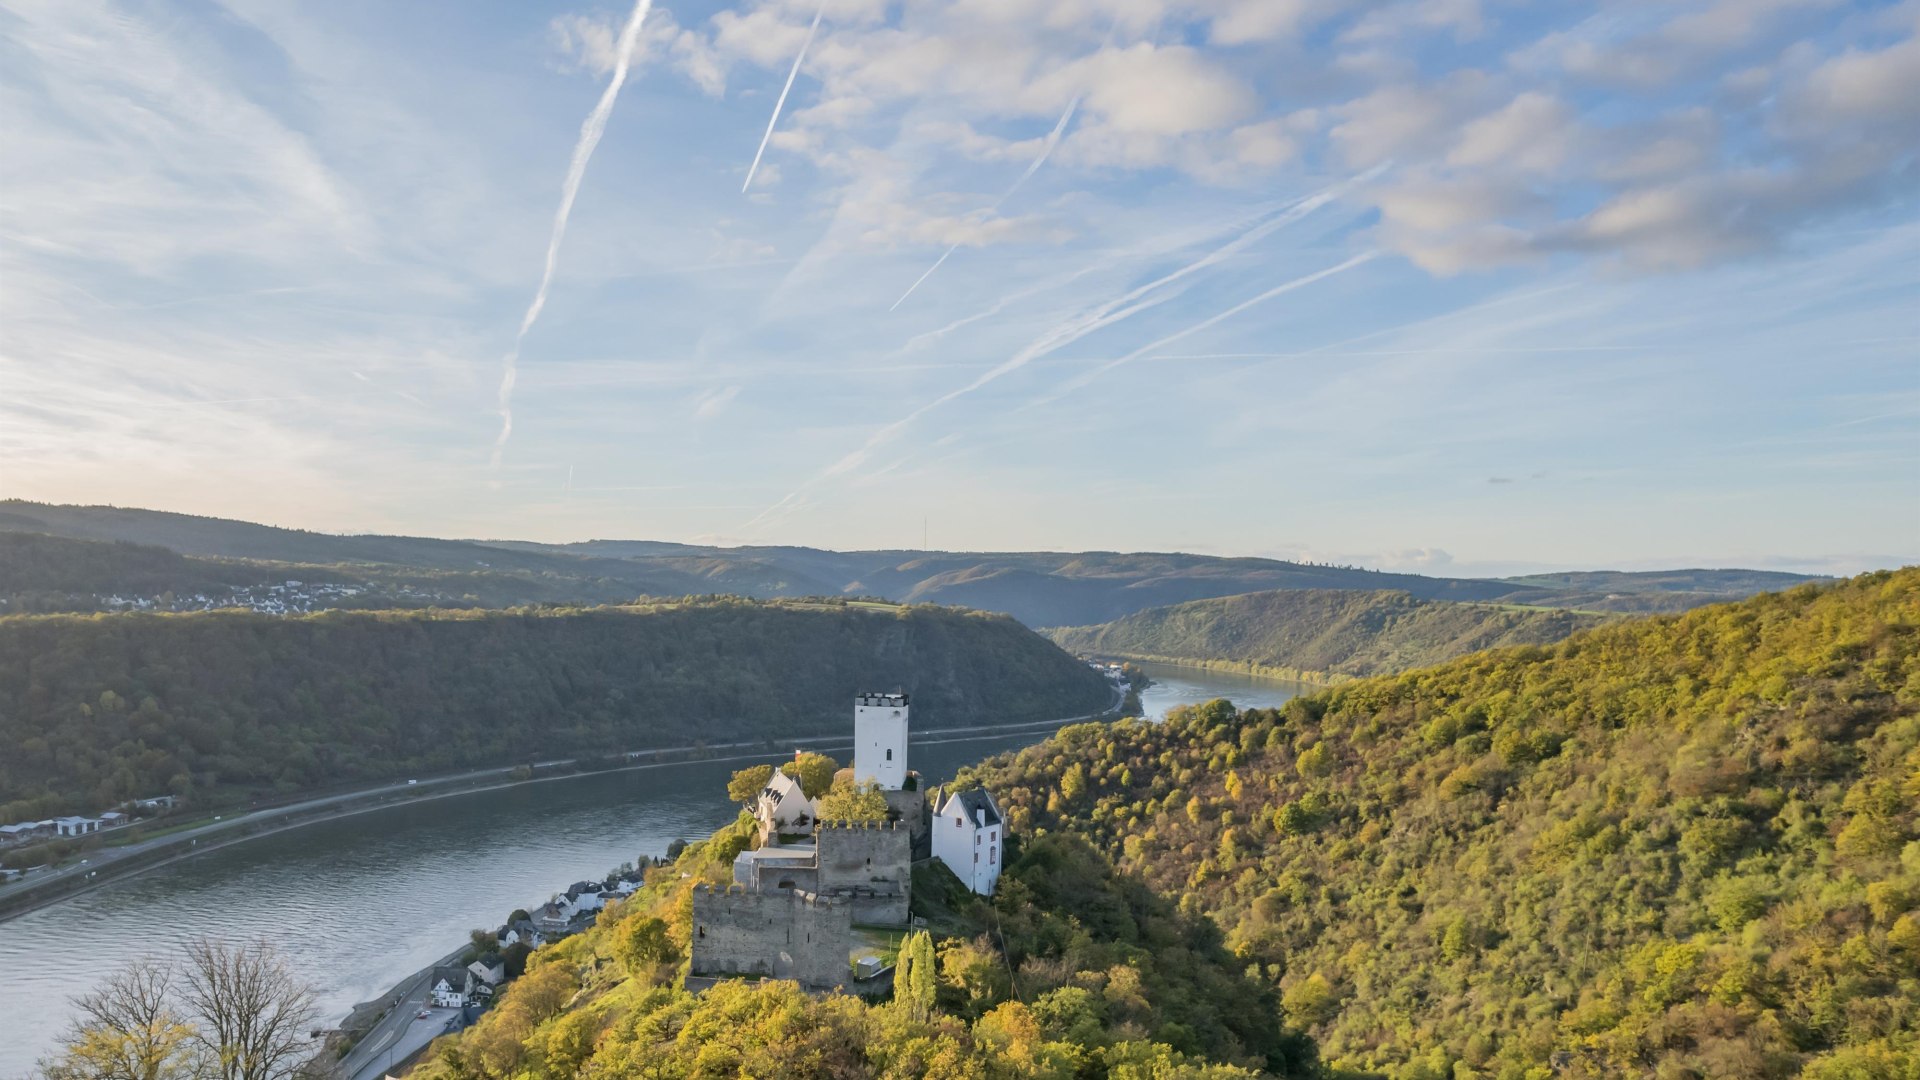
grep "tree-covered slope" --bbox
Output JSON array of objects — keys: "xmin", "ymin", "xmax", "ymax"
[
  {"xmin": 973, "ymin": 569, "xmax": 1920, "ymax": 1079},
  {"xmin": 0, "ymin": 599, "xmax": 1111, "ymax": 819},
  {"xmin": 407, "ymin": 808, "xmax": 1317, "ymax": 1080},
  {"xmin": 1047, "ymin": 589, "xmax": 1607, "ymax": 680}
]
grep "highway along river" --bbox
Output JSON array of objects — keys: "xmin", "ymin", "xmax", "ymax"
[{"xmin": 0, "ymin": 665, "xmax": 1308, "ymax": 1076}]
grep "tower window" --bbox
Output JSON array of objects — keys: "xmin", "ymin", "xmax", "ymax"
[{"xmin": 886, "ymin": 748, "xmax": 892, "ymax": 760}]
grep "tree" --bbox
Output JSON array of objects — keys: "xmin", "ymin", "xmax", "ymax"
[
  {"xmin": 816, "ymin": 780, "xmax": 889, "ymax": 823},
  {"xmin": 178, "ymin": 939, "xmax": 319, "ymax": 1080},
  {"xmin": 468, "ymin": 929, "xmax": 495, "ymax": 956},
  {"xmin": 726, "ymin": 764, "xmax": 775, "ymax": 806},
  {"xmin": 614, "ymin": 916, "xmax": 676, "ymax": 978},
  {"xmin": 39, "ymin": 959, "xmax": 198, "ymax": 1080},
  {"xmin": 784, "ymin": 753, "xmax": 839, "ymax": 800},
  {"xmin": 894, "ymin": 932, "xmax": 937, "ymax": 1021}
]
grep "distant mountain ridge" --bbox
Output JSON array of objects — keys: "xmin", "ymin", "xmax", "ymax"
[
  {"xmin": 0, "ymin": 500, "xmax": 1830, "ymax": 626},
  {"xmin": 1048, "ymin": 588, "xmax": 1608, "ymax": 681}
]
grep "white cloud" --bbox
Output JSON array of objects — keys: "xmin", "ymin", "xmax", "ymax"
[{"xmin": 1448, "ymin": 92, "xmax": 1578, "ymax": 173}]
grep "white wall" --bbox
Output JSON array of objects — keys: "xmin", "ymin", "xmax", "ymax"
[{"xmin": 853, "ymin": 702, "xmax": 908, "ymax": 790}]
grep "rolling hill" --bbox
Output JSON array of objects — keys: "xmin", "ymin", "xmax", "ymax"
[
  {"xmin": 1047, "ymin": 588, "xmax": 1608, "ymax": 681},
  {"xmin": 0, "ymin": 598, "xmax": 1113, "ymax": 820},
  {"xmin": 0, "ymin": 500, "xmax": 1830, "ymax": 626},
  {"xmin": 969, "ymin": 569, "xmax": 1920, "ymax": 1078}
]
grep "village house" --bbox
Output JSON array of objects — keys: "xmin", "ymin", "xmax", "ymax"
[
  {"xmin": 930, "ymin": 787, "xmax": 1004, "ymax": 896},
  {"xmin": 0, "ymin": 822, "xmax": 48, "ymax": 846},
  {"xmin": 467, "ymin": 955, "xmax": 507, "ymax": 988},
  {"xmin": 497, "ymin": 919, "xmax": 541, "ymax": 950},
  {"xmin": 532, "ymin": 900, "xmax": 573, "ymax": 937},
  {"xmin": 428, "ymin": 965, "xmax": 476, "ymax": 1009}
]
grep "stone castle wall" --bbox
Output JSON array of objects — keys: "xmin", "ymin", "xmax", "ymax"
[
  {"xmin": 689, "ymin": 884, "xmax": 850, "ymax": 990},
  {"xmin": 815, "ymin": 821, "xmax": 912, "ymax": 927}
]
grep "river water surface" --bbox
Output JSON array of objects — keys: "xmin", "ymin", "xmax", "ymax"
[{"xmin": 0, "ymin": 664, "xmax": 1307, "ymax": 1075}]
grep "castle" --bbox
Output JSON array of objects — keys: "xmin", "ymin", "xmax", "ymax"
[{"xmin": 689, "ymin": 692, "xmax": 1003, "ymax": 992}]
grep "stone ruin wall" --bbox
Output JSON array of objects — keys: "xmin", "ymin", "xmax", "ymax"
[{"xmin": 689, "ymin": 884, "xmax": 851, "ymax": 990}]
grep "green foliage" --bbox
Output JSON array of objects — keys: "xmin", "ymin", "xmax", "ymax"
[
  {"xmin": 410, "ymin": 799, "xmax": 1318, "ymax": 1080},
  {"xmin": 1048, "ymin": 588, "xmax": 1607, "ymax": 681},
  {"xmin": 977, "ymin": 569, "xmax": 1920, "ymax": 1078},
  {"xmin": 726, "ymin": 764, "xmax": 774, "ymax": 805},
  {"xmin": 816, "ymin": 779, "xmax": 889, "ymax": 823},
  {"xmin": 611, "ymin": 915, "xmax": 676, "ymax": 978},
  {"xmin": 0, "ymin": 600, "xmax": 1110, "ymax": 816},
  {"xmin": 782, "ymin": 752, "xmax": 840, "ymax": 801}
]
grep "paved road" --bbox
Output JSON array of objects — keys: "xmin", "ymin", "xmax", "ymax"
[{"xmin": 339, "ymin": 949, "xmax": 465, "ymax": 1080}]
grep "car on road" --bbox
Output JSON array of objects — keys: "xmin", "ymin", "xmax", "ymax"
[{"xmin": 416, "ymin": 1009, "xmax": 430, "ymax": 1019}]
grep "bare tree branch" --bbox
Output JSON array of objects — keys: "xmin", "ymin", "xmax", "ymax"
[
  {"xmin": 177, "ymin": 939, "xmax": 318, "ymax": 1080},
  {"xmin": 39, "ymin": 958, "xmax": 198, "ymax": 1080}
]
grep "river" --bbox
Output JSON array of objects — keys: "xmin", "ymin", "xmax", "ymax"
[{"xmin": 0, "ymin": 665, "xmax": 1307, "ymax": 1075}]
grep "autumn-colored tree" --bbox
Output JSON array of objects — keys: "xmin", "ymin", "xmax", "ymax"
[
  {"xmin": 613, "ymin": 915, "xmax": 677, "ymax": 979},
  {"xmin": 783, "ymin": 752, "xmax": 839, "ymax": 799},
  {"xmin": 816, "ymin": 779, "xmax": 889, "ymax": 823},
  {"xmin": 726, "ymin": 764, "xmax": 774, "ymax": 805},
  {"xmin": 39, "ymin": 959, "xmax": 197, "ymax": 1080}
]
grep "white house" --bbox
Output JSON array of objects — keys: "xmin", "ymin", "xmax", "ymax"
[
  {"xmin": 532, "ymin": 900, "xmax": 574, "ymax": 936},
  {"xmin": 853, "ymin": 692, "xmax": 909, "ymax": 791},
  {"xmin": 52, "ymin": 816, "xmax": 102, "ymax": 837},
  {"xmin": 429, "ymin": 966, "xmax": 474, "ymax": 1008},
  {"xmin": 931, "ymin": 787, "xmax": 1004, "ymax": 896},
  {"xmin": 755, "ymin": 768, "xmax": 817, "ymax": 839},
  {"xmin": 467, "ymin": 955, "xmax": 507, "ymax": 987}
]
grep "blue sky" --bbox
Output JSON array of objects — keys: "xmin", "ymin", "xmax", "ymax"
[{"xmin": 0, "ymin": 0, "xmax": 1914, "ymax": 575}]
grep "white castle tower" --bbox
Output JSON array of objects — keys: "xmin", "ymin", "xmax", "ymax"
[{"xmin": 853, "ymin": 692, "xmax": 909, "ymax": 791}]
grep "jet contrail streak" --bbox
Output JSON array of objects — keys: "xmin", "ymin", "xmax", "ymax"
[
  {"xmin": 744, "ymin": 173, "xmax": 1380, "ymax": 530},
  {"xmin": 889, "ymin": 96, "xmax": 1081, "ymax": 312},
  {"xmin": 1022, "ymin": 251, "xmax": 1380, "ymax": 410},
  {"xmin": 492, "ymin": 0, "xmax": 655, "ymax": 468},
  {"xmin": 742, "ymin": 0, "xmax": 824, "ymax": 194}
]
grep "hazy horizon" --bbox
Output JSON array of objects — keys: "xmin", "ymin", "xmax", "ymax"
[{"xmin": 2, "ymin": 496, "xmax": 1905, "ymax": 580}]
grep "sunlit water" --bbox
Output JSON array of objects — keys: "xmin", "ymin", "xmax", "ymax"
[{"xmin": 0, "ymin": 665, "xmax": 1308, "ymax": 1075}]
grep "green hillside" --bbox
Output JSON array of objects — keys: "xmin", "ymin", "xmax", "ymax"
[
  {"xmin": 0, "ymin": 599, "xmax": 1112, "ymax": 820},
  {"xmin": 971, "ymin": 569, "xmax": 1920, "ymax": 1078},
  {"xmin": 393, "ymin": 797, "xmax": 1317, "ymax": 1080},
  {"xmin": 1047, "ymin": 589, "xmax": 1607, "ymax": 681}
]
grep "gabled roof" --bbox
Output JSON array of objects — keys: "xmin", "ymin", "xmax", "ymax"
[
  {"xmin": 431, "ymin": 966, "xmax": 470, "ymax": 990},
  {"xmin": 939, "ymin": 787, "xmax": 1002, "ymax": 828},
  {"xmin": 762, "ymin": 769, "xmax": 809, "ymax": 803}
]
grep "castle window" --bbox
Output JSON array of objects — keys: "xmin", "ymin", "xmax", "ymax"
[
  {"xmin": 886, "ymin": 748, "xmax": 892, "ymax": 760},
  {"xmin": 697, "ymin": 926, "xmax": 705, "ymax": 939},
  {"xmin": 990, "ymin": 845, "xmax": 996, "ymax": 863}
]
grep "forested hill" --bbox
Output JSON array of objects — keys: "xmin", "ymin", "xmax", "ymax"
[
  {"xmin": 971, "ymin": 569, "xmax": 1920, "ymax": 1078},
  {"xmin": 0, "ymin": 501, "xmax": 1827, "ymax": 625},
  {"xmin": 0, "ymin": 599, "xmax": 1112, "ymax": 820},
  {"xmin": 1047, "ymin": 588, "xmax": 1607, "ymax": 681}
]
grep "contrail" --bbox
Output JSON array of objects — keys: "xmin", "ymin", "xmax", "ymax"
[
  {"xmin": 742, "ymin": 0, "xmax": 825, "ymax": 194},
  {"xmin": 1022, "ymin": 251, "xmax": 1381, "ymax": 410},
  {"xmin": 492, "ymin": 0, "xmax": 654, "ymax": 469},
  {"xmin": 744, "ymin": 173, "xmax": 1379, "ymax": 530},
  {"xmin": 889, "ymin": 96, "xmax": 1081, "ymax": 312}
]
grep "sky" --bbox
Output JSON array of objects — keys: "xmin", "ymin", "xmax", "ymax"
[{"xmin": 0, "ymin": 0, "xmax": 1915, "ymax": 577}]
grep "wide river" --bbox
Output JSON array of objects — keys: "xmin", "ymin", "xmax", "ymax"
[{"xmin": 0, "ymin": 663, "xmax": 1307, "ymax": 1075}]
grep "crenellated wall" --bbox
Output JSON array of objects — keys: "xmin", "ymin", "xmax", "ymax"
[
  {"xmin": 815, "ymin": 820, "xmax": 912, "ymax": 927},
  {"xmin": 689, "ymin": 884, "xmax": 851, "ymax": 990}
]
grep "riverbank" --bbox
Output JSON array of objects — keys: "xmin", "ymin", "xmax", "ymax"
[
  {"xmin": 0, "ymin": 696, "xmax": 1123, "ymax": 926},
  {"xmin": 1083, "ymin": 651, "xmax": 1353, "ymax": 688}
]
